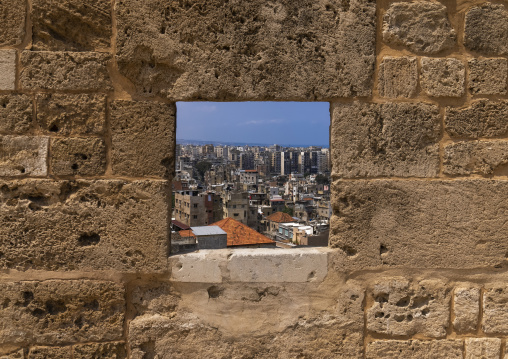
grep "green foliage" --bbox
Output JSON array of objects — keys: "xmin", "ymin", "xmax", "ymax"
[
  {"xmin": 195, "ymin": 161, "xmax": 212, "ymax": 179},
  {"xmin": 282, "ymin": 206, "xmax": 294, "ymax": 216},
  {"xmin": 315, "ymin": 174, "xmax": 330, "ymax": 185}
]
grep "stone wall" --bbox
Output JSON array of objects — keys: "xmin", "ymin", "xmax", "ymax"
[{"xmin": 1, "ymin": 0, "xmax": 508, "ymax": 358}]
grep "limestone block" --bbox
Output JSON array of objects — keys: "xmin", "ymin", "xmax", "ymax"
[
  {"xmin": 111, "ymin": 101, "xmax": 175, "ymax": 178},
  {"xmin": 453, "ymin": 287, "xmax": 480, "ymax": 332},
  {"xmin": 383, "ymin": 2, "xmax": 456, "ymax": 54},
  {"xmin": 444, "ymin": 141, "xmax": 508, "ymax": 176},
  {"xmin": 170, "ymin": 251, "xmax": 224, "ymax": 283},
  {"xmin": 331, "ymin": 102, "xmax": 440, "ymax": 178},
  {"xmin": 366, "ymin": 340, "xmax": 463, "ymax": 359},
  {"xmin": 465, "ymin": 3, "xmax": 508, "ymax": 56},
  {"xmin": 20, "ymin": 51, "xmax": 112, "ymax": 91},
  {"xmin": 0, "ymin": 350, "xmax": 24, "ymax": 359},
  {"xmin": 50, "ymin": 137, "xmax": 106, "ymax": 176},
  {"xmin": 331, "ymin": 179, "xmax": 508, "ymax": 269},
  {"xmin": 32, "ymin": 0, "xmax": 111, "ymax": 51},
  {"xmin": 446, "ymin": 100, "xmax": 508, "ymax": 139},
  {"xmin": 115, "ymin": 0, "xmax": 376, "ymax": 100},
  {"xmin": 73, "ymin": 342, "xmax": 127, "ymax": 359},
  {"xmin": 0, "ymin": 95, "xmax": 33, "ymax": 134},
  {"xmin": 466, "ymin": 338, "xmax": 501, "ymax": 359},
  {"xmin": 0, "ymin": 280, "xmax": 124, "ymax": 345},
  {"xmin": 468, "ymin": 58, "xmax": 508, "ymax": 95},
  {"xmin": 483, "ymin": 285, "xmax": 508, "ymax": 334},
  {"xmin": 0, "ymin": 179, "xmax": 169, "ymax": 271},
  {"xmin": 420, "ymin": 58, "xmax": 465, "ymax": 97},
  {"xmin": 378, "ymin": 57, "xmax": 418, "ymax": 98},
  {"xmin": 366, "ymin": 278, "xmax": 449, "ymax": 338},
  {"xmin": 0, "ymin": 50, "xmax": 16, "ymax": 91},
  {"xmin": 37, "ymin": 94, "xmax": 106, "ymax": 136},
  {"xmin": 0, "ymin": 136, "xmax": 48, "ymax": 176},
  {"xmin": 28, "ymin": 347, "xmax": 71, "ymax": 359},
  {"xmin": 131, "ymin": 282, "xmax": 179, "ymax": 316},
  {"xmin": 0, "ymin": 0, "xmax": 26, "ymax": 46}
]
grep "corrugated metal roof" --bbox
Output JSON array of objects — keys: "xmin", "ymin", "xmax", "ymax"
[{"xmin": 191, "ymin": 225, "xmax": 227, "ymax": 236}]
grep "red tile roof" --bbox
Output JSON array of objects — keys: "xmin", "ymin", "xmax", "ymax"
[
  {"xmin": 179, "ymin": 229, "xmax": 195, "ymax": 238},
  {"xmin": 172, "ymin": 220, "xmax": 190, "ymax": 230},
  {"xmin": 210, "ymin": 218, "xmax": 274, "ymax": 247},
  {"xmin": 266, "ymin": 212, "xmax": 295, "ymax": 223}
]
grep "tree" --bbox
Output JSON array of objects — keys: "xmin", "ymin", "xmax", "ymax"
[
  {"xmin": 315, "ymin": 174, "xmax": 329, "ymax": 185},
  {"xmin": 282, "ymin": 206, "xmax": 294, "ymax": 216},
  {"xmin": 195, "ymin": 161, "xmax": 212, "ymax": 179}
]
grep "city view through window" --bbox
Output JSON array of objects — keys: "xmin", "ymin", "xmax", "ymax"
[{"xmin": 171, "ymin": 102, "xmax": 331, "ymax": 253}]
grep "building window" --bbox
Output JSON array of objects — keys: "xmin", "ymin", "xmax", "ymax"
[
  {"xmin": 193, "ymin": 215, "xmax": 197, "ymax": 219},
  {"xmin": 234, "ymin": 213, "xmax": 239, "ymax": 217},
  {"xmin": 193, "ymin": 203, "xmax": 198, "ymax": 208}
]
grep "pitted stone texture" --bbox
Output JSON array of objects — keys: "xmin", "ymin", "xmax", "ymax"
[
  {"xmin": 32, "ymin": 0, "xmax": 111, "ymax": 51},
  {"xmin": 465, "ymin": 3, "xmax": 508, "ymax": 56},
  {"xmin": 131, "ymin": 282, "xmax": 179, "ymax": 316},
  {"xmin": 111, "ymin": 101, "xmax": 175, "ymax": 178},
  {"xmin": 446, "ymin": 100, "xmax": 508, "ymax": 139},
  {"xmin": 483, "ymin": 285, "xmax": 508, "ymax": 334},
  {"xmin": 115, "ymin": 0, "xmax": 376, "ymax": 100},
  {"xmin": 0, "ymin": 95, "xmax": 33, "ymax": 134},
  {"xmin": 383, "ymin": 2, "xmax": 456, "ymax": 54},
  {"xmin": 0, "ymin": 136, "xmax": 48, "ymax": 176},
  {"xmin": 0, "ymin": 179, "xmax": 169, "ymax": 271},
  {"xmin": 73, "ymin": 342, "xmax": 127, "ymax": 359},
  {"xmin": 453, "ymin": 287, "xmax": 480, "ymax": 333},
  {"xmin": 468, "ymin": 58, "xmax": 508, "ymax": 95},
  {"xmin": 0, "ymin": 1, "xmax": 26, "ymax": 46},
  {"xmin": 444, "ymin": 141, "xmax": 508, "ymax": 176},
  {"xmin": 28, "ymin": 347, "xmax": 71, "ymax": 359},
  {"xmin": 0, "ymin": 350, "xmax": 23, "ymax": 359},
  {"xmin": 366, "ymin": 340, "xmax": 463, "ymax": 359},
  {"xmin": 20, "ymin": 51, "xmax": 112, "ymax": 91},
  {"xmin": 170, "ymin": 251, "xmax": 224, "ymax": 283},
  {"xmin": 331, "ymin": 102, "xmax": 440, "ymax": 178},
  {"xmin": 0, "ymin": 280, "xmax": 124, "ymax": 345},
  {"xmin": 420, "ymin": 58, "xmax": 465, "ymax": 97},
  {"xmin": 50, "ymin": 137, "xmax": 106, "ymax": 176},
  {"xmin": 0, "ymin": 50, "xmax": 16, "ymax": 91},
  {"xmin": 465, "ymin": 338, "xmax": 501, "ymax": 359},
  {"xmin": 37, "ymin": 94, "xmax": 106, "ymax": 136},
  {"xmin": 378, "ymin": 57, "xmax": 417, "ymax": 98},
  {"xmin": 331, "ymin": 179, "xmax": 508, "ymax": 269},
  {"xmin": 366, "ymin": 278, "xmax": 449, "ymax": 338}
]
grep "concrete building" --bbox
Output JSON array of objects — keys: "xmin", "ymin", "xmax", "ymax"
[
  {"xmin": 173, "ymin": 190, "xmax": 207, "ymax": 226},
  {"xmin": 191, "ymin": 226, "xmax": 227, "ymax": 249}
]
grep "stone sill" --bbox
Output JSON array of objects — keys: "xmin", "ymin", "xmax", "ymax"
[{"xmin": 169, "ymin": 248, "xmax": 331, "ymax": 284}]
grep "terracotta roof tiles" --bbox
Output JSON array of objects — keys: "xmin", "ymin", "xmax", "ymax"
[
  {"xmin": 210, "ymin": 218, "xmax": 274, "ymax": 247},
  {"xmin": 266, "ymin": 212, "xmax": 295, "ymax": 223}
]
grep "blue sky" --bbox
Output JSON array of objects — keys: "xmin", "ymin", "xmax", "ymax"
[{"xmin": 176, "ymin": 102, "xmax": 330, "ymax": 147}]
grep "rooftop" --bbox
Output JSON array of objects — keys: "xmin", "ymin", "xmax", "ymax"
[
  {"xmin": 211, "ymin": 218, "xmax": 275, "ymax": 247},
  {"xmin": 267, "ymin": 212, "xmax": 295, "ymax": 223},
  {"xmin": 191, "ymin": 226, "xmax": 227, "ymax": 236}
]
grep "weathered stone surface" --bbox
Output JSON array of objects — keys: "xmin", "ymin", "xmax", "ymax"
[
  {"xmin": 74, "ymin": 342, "xmax": 127, "ymax": 359},
  {"xmin": 115, "ymin": 0, "xmax": 376, "ymax": 100},
  {"xmin": 0, "ymin": 179, "xmax": 169, "ymax": 271},
  {"xmin": 483, "ymin": 285, "xmax": 508, "ymax": 334},
  {"xmin": 131, "ymin": 282, "xmax": 179, "ymax": 316},
  {"xmin": 0, "ymin": 95, "xmax": 33, "ymax": 134},
  {"xmin": 444, "ymin": 141, "xmax": 508, "ymax": 176},
  {"xmin": 465, "ymin": 338, "xmax": 501, "ymax": 359},
  {"xmin": 32, "ymin": 0, "xmax": 111, "ymax": 51},
  {"xmin": 446, "ymin": 100, "xmax": 508, "ymax": 139},
  {"xmin": 453, "ymin": 287, "xmax": 480, "ymax": 332},
  {"xmin": 170, "ymin": 251, "xmax": 224, "ymax": 283},
  {"xmin": 0, "ymin": 1, "xmax": 26, "ymax": 46},
  {"xmin": 0, "ymin": 350, "xmax": 23, "ymax": 359},
  {"xmin": 0, "ymin": 280, "xmax": 124, "ymax": 345},
  {"xmin": 331, "ymin": 179, "xmax": 508, "ymax": 269},
  {"xmin": 366, "ymin": 340, "xmax": 463, "ymax": 359},
  {"xmin": 20, "ymin": 51, "xmax": 111, "ymax": 91},
  {"xmin": 50, "ymin": 138, "xmax": 106, "ymax": 176},
  {"xmin": 420, "ymin": 58, "xmax": 465, "ymax": 97},
  {"xmin": 366, "ymin": 278, "xmax": 449, "ymax": 338},
  {"xmin": 331, "ymin": 102, "xmax": 440, "ymax": 178},
  {"xmin": 37, "ymin": 94, "xmax": 106, "ymax": 136},
  {"xmin": 111, "ymin": 101, "xmax": 175, "ymax": 177},
  {"xmin": 0, "ymin": 136, "xmax": 48, "ymax": 177},
  {"xmin": 465, "ymin": 3, "xmax": 508, "ymax": 56},
  {"xmin": 0, "ymin": 50, "xmax": 16, "ymax": 91},
  {"xmin": 28, "ymin": 346, "xmax": 71, "ymax": 359},
  {"xmin": 378, "ymin": 57, "xmax": 417, "ymax": 98},
  {"xmin": 383, "ymin": 1, "xmax": 456, "ymax": 54},
  {"xmin": 468, "ymin": 58, "xmax": 507, "ymax": 95}
]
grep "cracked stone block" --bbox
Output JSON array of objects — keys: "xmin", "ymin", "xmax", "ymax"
[
  {"xmin": 32, "ymin": 0, "xmax": 111, "ymax": 51},
  {"xmin": 331, "ymin": 102, "xmax": 440, "ymax": 178},
  {"xmin": 366, "ymin": 278, "xmax": 450, "ymax": 338},
  {"xmin": 50, "ymin": 137, "xmax": 106, "ymax": 176},
  {"xmin": 446, "ymin": 100, "xmax": 508, "ymax": 139},
  {"xmin": 0, "ymin": 179, "xmax": 169, "ymax": 271},
  {"xmin": 73, "ymin": 342, "xmax": 127, "ymax": 359},
  {"xmin": 0, "ymin": 50, "xmax": 16, "ymax": 91},
  {"xmin": 37, "ymin": 94, "xmax": 106, "ymax": 136},
  {"xmin": 453, "ymin": 287, "xmax": 480, "ymax": 332},
  {"xmin": 378, "ymin": 57, "xmax": 418, "ymax": 98},
  {"xmin": 465, "ymin": 338, "xmax": 501, "ymax": 359},
  {"xmin": 0, "ymin": 280, "xmax": 124, "ymax": 345},
  {"xmin": 420, "ymin": 58, "xmax": 465, "ymax": 97},
  {"xmin": 111, "ymin": 101, "xmax": 175, "ymax": 178},
  {"xmin": 366, "ymin": 340, "xmax": 463, "ymax": 359},
  {"xmin": 0, "ymin": 136, "xmax": 48, "ymax": 177},
  {"xmin": 468, "ymin": 58, "xmax": 507, "ymax": 95},
  {"xmin": 483, "ymin": 285, "xmax": 508, "ymax": 334},
  {"xmin": 0, "ymin": 95, "xmax": 33, "ymax": 134},
  {"xmin": 444, "ymin": 141, "xmax": 508, "ymax": 176},
  {"xmin": 465, "ymin": 3, "xmax": 508, "ymax": 56},
  {"xmin": 0, "ymin": 0, "xmax": 26, "ymax": 46},
  {"xmin": 383, "ymin": 1, "xmax": 456, "ymax": 54},
  {"xmin": 115, "ymin": 0, "xmax": 376, "ymax": 100},
  {"xmin": 28, "ymin": 347, "xmax": 71, "ymax": 359},
  {"xmin": 20, "ymin": 51, "xmax": 112, "ymax": 91}
]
